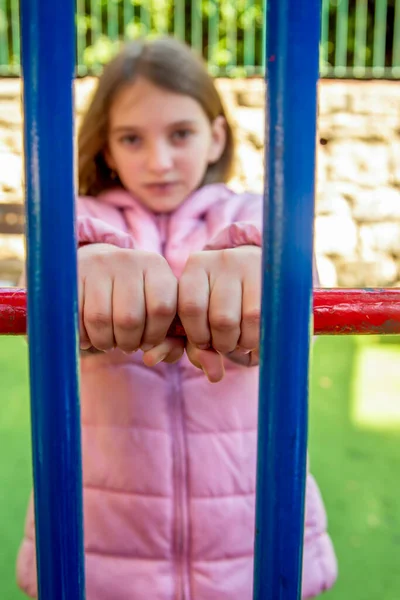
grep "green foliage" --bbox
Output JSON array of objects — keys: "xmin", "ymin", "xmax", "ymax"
[
  {"xmin": 0, "ymin": 0, "xmax": 398, "ymax": 77},
  {"xmin": 320, "ymin": 0, "xmax": 397, "ymax": 75},
  {"xmin": 74, "ymin": 0, "xmax": 399, "ymax": 76},
  {"xmin": 75, "ymin": 0, "xmax": 266, "ymax": 75}
]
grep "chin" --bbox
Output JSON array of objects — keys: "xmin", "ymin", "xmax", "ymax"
[
  {"xmin": 146, "ymin": 197, "xmax": 186, "ymax": 214},
  {"xmin": 153, "ymin": 204, "xmax": 181, "ymax": 214}
]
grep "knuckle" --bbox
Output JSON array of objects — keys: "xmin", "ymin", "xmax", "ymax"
[
  {"xmin": 89, "ymin": 332, "xmax": 113, "ymax": 351},
  {"xmin": 81, "ymin": 245, "xmax": 115, "ymax": 263},
  {"xmin": 85, "ymin": 311, "xmax": 111, "ymax": 330},
  {"xmin": 242, "ymin": 308, "xmax": 261, "ymax": 328},
  {"xmin": 191, "ymin": 338, "xmax": 210, "ymax": 349},
  {"xmin": 142, "ymin": 336, "xmax": 162, "ymax": 348},
  {"xmin": 118, "ymin": 341, "xmax": 139, "ymax": 353},
  {"xmin": 221, "ymin": 248, "xmax": 232, "ymax": 261},
  {"xmin": 220, "ymin": 248, "xmax": 236, "ymax": 267},
  {"xmin": 94, "ymin": 341, "xmax": 113, "ymax": 352},
  {"xmin": 184, "ymin": 252, "xmax": 204, "ymax": 272},
  {"xmin": 156, "ymin": 254, "xmax": 169, "ymax": 267},
  {"xmin": 211, "ymin": 313, "xmax": 239, "ymax": 332},
  {"xmin": 149, "ymin": 253, "xmax": 170, "ymax": 271},
  {"xmin": 214, "ymin": 342, "xmax": 236, "ymax": 355},
  {"xmin": 187, "ymin": 252, "xmax": 202, "ymax": 265},
  {"xmin": 113, "ymin": 311, "xmax": 142, "ymax": 331},
  {"xmin": 148, "ymin": 298, "xmax": 176, "ymax": 319},
  {"xmin": 114, "ymin": 249, "xmax": 139, "ymax": 271},
  {"xmin": 116, "ymin": 248, "xmax": 133, "ymax": 264},
  {"xmin": 179, "ymin": 301, "xmax": 205, "ymax": 319}
]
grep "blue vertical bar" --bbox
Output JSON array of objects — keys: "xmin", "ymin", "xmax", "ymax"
[
  {"xmin": 20, "ymin": 1, "xmax": 86, "ymax": 599},
  {"xmin": 253, "ymin": 0, "xmax": 320, "ymax": 598}
]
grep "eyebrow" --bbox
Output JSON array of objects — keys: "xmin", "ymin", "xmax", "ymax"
[{"xmin": 111, "ymin": 119, "xmax": 198, "ymax": 134}]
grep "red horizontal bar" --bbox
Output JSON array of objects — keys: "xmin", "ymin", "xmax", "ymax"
[
  {"xmin": 1, "ymin": 287, "xmax": 400, "ymax": 337},
  {"xmin": 314, "ymin": 289, "xmax": 400, "ymax": 335},
  {"xmin": 0, "ymin": 289, "xmax": 27, "ymax": 335}
]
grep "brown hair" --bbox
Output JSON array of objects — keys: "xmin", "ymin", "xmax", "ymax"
[{"xmin": 78, "ymin": 36, "xmax": 235, "ymax": 197}]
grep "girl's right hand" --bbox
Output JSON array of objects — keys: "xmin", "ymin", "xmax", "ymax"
[{"xmin": 78, "ymin": 243, "xmax": 178, "ymax": 354}]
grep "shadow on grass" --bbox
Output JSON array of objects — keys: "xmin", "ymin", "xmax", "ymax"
[{"xmin": 309, "ymin": 336, "xmax": 400, "ymax": 600}]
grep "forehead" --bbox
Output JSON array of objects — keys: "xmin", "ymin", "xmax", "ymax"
[{"xmin": 109, "ymin": 77, "xmax": 207, "ymax": 126}]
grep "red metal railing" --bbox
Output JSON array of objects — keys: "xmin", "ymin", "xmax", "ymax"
[{"xmin": 1, "ymin": 287, "xmax": 400, "ymax": 336}]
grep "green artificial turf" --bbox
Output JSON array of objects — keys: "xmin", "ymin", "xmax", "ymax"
[{"xmin": 309, "ymin": 335, "xmax": 400, "ymax": 600}]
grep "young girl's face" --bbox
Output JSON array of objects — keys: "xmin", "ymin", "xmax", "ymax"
[{"xmin": 105, "ymin": 77, "xmax": 226, "ymax": 213}]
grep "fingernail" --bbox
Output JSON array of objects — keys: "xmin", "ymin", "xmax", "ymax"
[
  {"xmin": 198, "ymin": 344, "xmax": 210, "ymax": 350},
  {"xmin": 143, "ymin": 351, "xmax": 168, "ymax": 366},
  {"xmin": 141, "ymin": 344, "xmax": 155, "ymax": 352}
]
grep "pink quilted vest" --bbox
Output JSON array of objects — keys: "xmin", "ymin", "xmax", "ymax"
[{"xmin": 16, "ymin": 184, "xmax": 337, "ymax": 599}]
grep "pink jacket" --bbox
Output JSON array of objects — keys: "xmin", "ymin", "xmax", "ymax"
[{"xmin": 16, "ymin": 184, "xmax": 337, "ymax": 599}]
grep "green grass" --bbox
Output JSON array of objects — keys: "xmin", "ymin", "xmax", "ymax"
[
  {"xmin": 309, "ymin": 336, "xmax": 400, "ymax": 600},
  {"xmin": 1, "ymin": 335, "xmax": 400, "ymax": 599},
  {"xmin": 0, "ymin": 337, "xmax": 32, "ymax": 600}
]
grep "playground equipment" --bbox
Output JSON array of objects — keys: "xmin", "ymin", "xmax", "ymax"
[
  {"xmin": 3, "ymin": 288, "xmax": 400, "ymax": 336},
  {"xmin": 0, "ymin": 0, "xmax": 399, "ymax": 598}
]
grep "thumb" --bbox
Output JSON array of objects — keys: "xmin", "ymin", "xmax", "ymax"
[{"xmin": 186, "ymin": 342, "xmax": 225, "ymax": 383}]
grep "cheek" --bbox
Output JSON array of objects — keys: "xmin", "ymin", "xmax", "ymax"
[
  {"xmin": 178, "ymin": 153, "xmax": 207, "ymax": 183},
  {"xmin": 178, "ymin": 138, "xmax": 212, "ymax": 179},
  {"xmin": 110, "ymin": 146, "xmax": 141, "ymax": 175}
]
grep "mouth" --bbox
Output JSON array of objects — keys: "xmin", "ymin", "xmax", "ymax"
[{"xmin": 144, "ymin": 182, "xmax": 179, "ymax": 193}]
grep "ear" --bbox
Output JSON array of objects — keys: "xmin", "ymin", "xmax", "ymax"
[{"xmin": 207, "ymin": 116, "xmax": 227, "ymax": 164}]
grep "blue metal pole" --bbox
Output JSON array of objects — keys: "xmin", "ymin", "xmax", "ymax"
[
  {"xmin": 20, "ymin": 1, "xmax": 86, "ymax": 598},
  {"xmin": 253, "ymin": 1, "xmax": 321, "ymax": 599}
]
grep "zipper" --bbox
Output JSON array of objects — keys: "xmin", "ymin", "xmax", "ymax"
[
  {"xmin": 170, "ymin": 363, "xmax": 190, "ymax": 600},
  {"xmin": 158, "ymin": 214, "xmax": 190, "ymax": 598},
  {"xmin": 157, "ymin": 213, "xmax": 168, "ymax": 256}
]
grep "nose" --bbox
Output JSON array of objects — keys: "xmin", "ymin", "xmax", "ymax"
[{"xmin": 147, "ymin": 141, "xmax": 173, "ymax": 173}]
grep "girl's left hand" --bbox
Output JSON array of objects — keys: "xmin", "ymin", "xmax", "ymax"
[
  {"xmin": 178, "ymin": 245, "xmax": 261, "ymax": 382},
  {"xmin": 142, "ymin": 246, "xmax": 261, "ymax": 380}
]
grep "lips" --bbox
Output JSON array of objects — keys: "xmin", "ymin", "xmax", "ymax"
[
  {"xmin": 144, "ymin": 182, "xmax": 179, "ymax": 193},
  {"xmin": 145, "ymin": 182, "xmax": 177, "ymax": 187}
]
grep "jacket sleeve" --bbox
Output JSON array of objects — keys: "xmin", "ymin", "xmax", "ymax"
[
  {"xmin": 77, "ymin": 216, "xmax": 135, "ymax": 249},
  {"xmin": 76, "ymin": 196, "xmax": 135, "ymax": 249},
  {"xmin": 205, "ymin": 192, "xmax": 262, "ymax": 252}
]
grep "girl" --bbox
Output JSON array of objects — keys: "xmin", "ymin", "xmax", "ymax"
[{"xmin": 17, "ymin": 37, "xmax": 337, "ymax": 599}]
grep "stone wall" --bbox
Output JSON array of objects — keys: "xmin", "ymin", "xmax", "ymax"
[{"xmin": 1, "ymin": 77, "xmax": 400, "ymax": 287}]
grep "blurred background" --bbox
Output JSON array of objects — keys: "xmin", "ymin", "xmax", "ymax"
[{"xmin": 0, "ymin": 1, "xmax": 400, "ymax": 598}]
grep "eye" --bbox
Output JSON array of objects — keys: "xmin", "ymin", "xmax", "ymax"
[
  {"xmin": 119, "ymin": 134, "xmax": 140, "ymax": 146},
  {"xmin": 171, "ymin": 129, "xmax": 193, "ymax": 142}
]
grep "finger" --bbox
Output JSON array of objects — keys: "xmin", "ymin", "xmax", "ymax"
[
  {"xmin": 209, "ymin": 276, "xmax": 242, "ymax": 354},
  {"xmin": 238, "ymin": 274, "xmax": 261, "ymax": 351},
  {"xmin": 186, "ymin": 343, "xmax": 225, "ymax": 383},
  {"xmin": 142, "ymin": 338, "xmax": 185, "ymax": 367},
  {"xmin": 178, "ymin": 266, "xmax": 211, "ymax": 349},
  {"xmin": 78, "ymin": 276, "xmax": 91, "ymax": 350},
  {"xmin": 162, "ymin": 345, "xmax": 185, "ymax": 364},
  {"xmin": 112, "ymin": 272, "xmax": 145, "ymax": 352},
  {"xmin": 83, "ymin": 274, "xmax": 114, "ymax": 351},
  {"xmin": 141, "ymin": 262, "xmax": 178, "ymax": 349}
]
